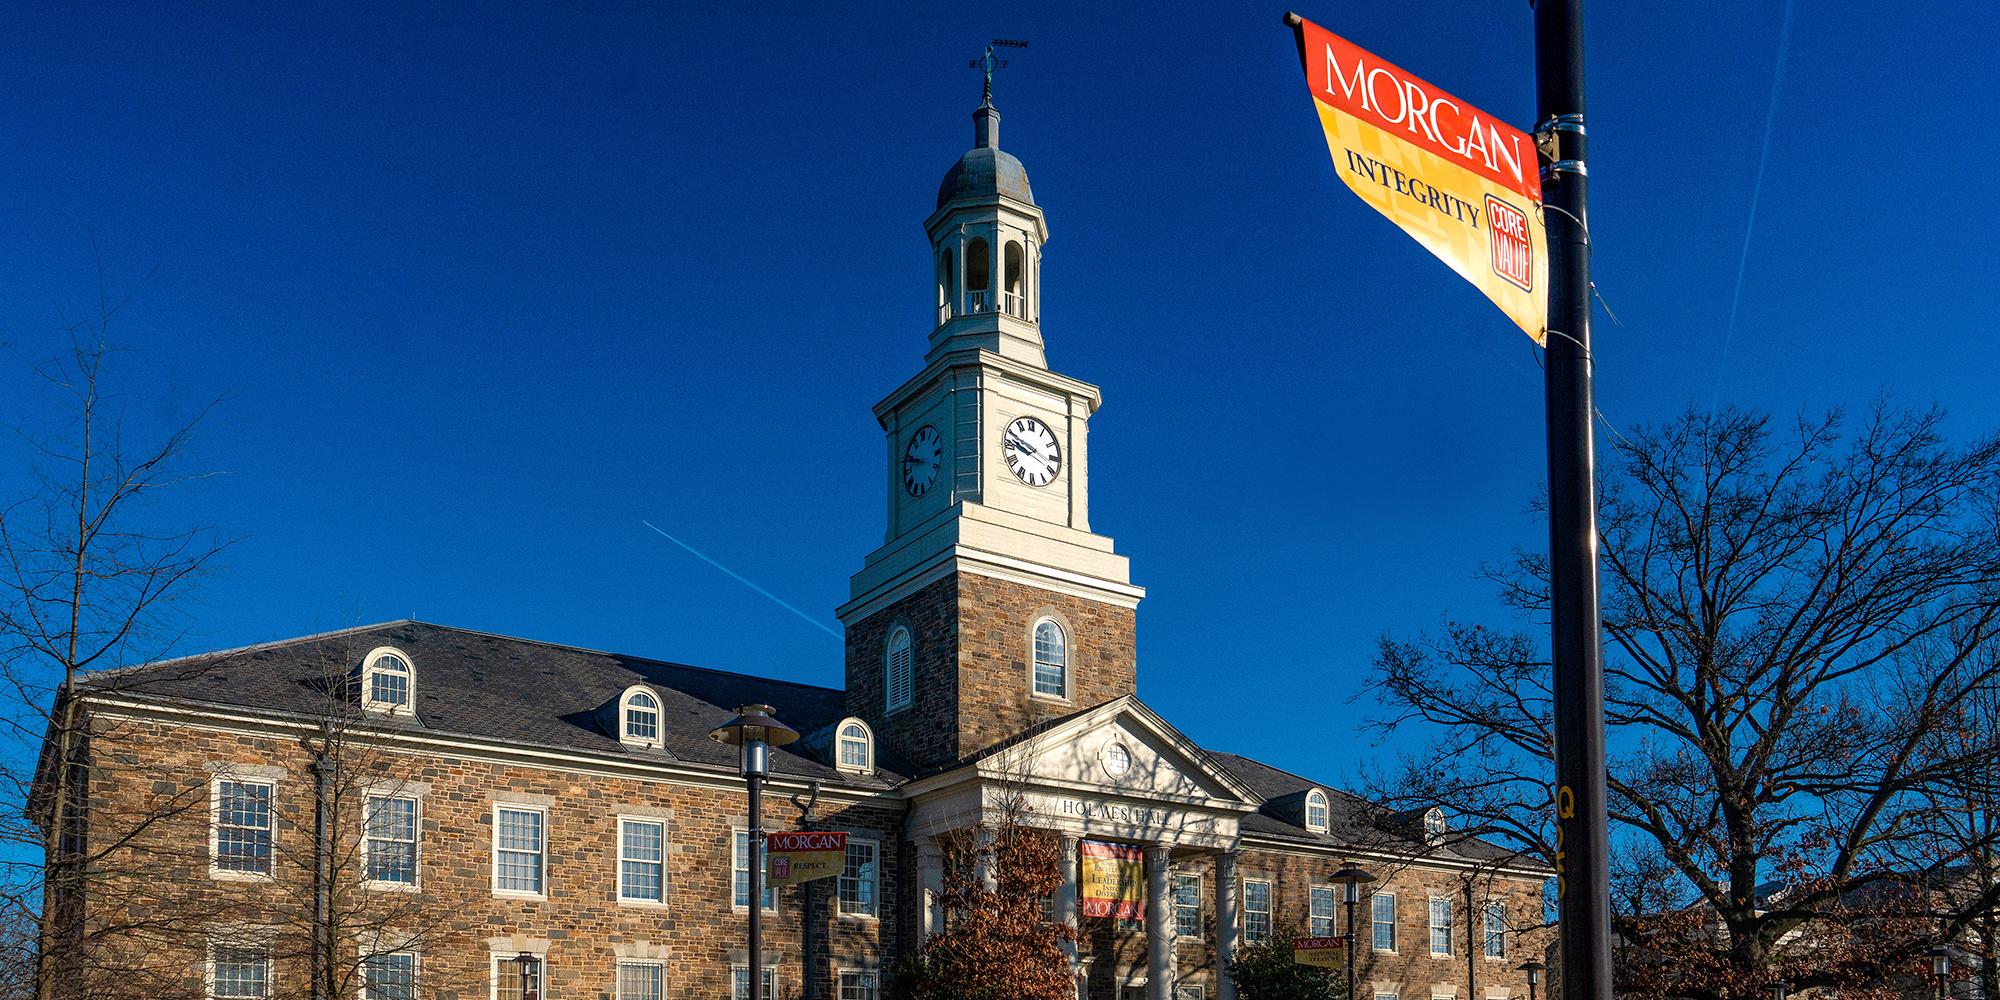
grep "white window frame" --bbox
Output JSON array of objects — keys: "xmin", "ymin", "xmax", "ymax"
[
  {"xmin": 1372, "ymin": 892, "xmax": 1397, "ymax": 953},
  {"xmin": 363, "ymin": 793, "xmax": 421, "ymax": 889},
  {"xmin": 733, "ymin": 828, "xmax": 775, "ymax": 912},
  {"xmin": 838, "ymin": 838, "xmax": 879, "ymax": 918},
  {"xmin": 1244, "ymin": 878, "xmax": 1272, "ymax": 944},
  {"xmin": 835, "ymin": 718, "xmax": 873, "ymax": 774},
  {"xmin": 731, "ymin": 966, "xmax": 777, "ymax": 1000},
  {"xmin": 1483, "ymin": 902, "xmax": 1507, "ymax": 959},
  {"xmin": 616, "ymin": 960, "xmax": 666, "ymax": 1000},
  {"xmin": 209, "ymin": 943, "xmax": 273, "ymax": 998},
  {"xmin": 489, "ymin": 952, "xmax": 544, "ymax": 1000},
  {"xmin": 1309, "ymin": 884, "xmax": 1336, "ymax": 938},
  {"xmin": 885, "ymin": 626, "xmax": 913, "ymax": 713},
  {"xmin": 1305, "ymin": 789, "xmax": 1329, "ymax": 832},
  {"xmin": 1174, "ymin": 988, "xmax": 1206, "ymax": 1000},
  {"xmin": 1172, "ymin": 873, "xmax": 1202, "ymax": 939},
  {"xmin": 1031, "ymin": 617, "xmax": 1068, "ymax": 700},
  {"xmin": 360, "ymin": 950, "xmax": 419, "ymax": 1000},
  {"xmin": 360, "ymin": 646, "xmax": 416, "ymax": 715},
  {"xmin": 618, "ymin": 686, "xmax": 662, "ymax": 749},
  {"xmin": 838, "ymin": 968, "xmax": 879, "ymax": 1000},
  {"xmin": 491, "ymin": 804, "xmax": 548, "ymax": 899},
  {"xmin": 1430, "ymin": 897, "xmax": 1453, "ymax": 957},
  {"xmin": 618, "ymin": 816, "xmax": 668, "ymax": 906},
  {"xmin": 209, "ymin": 776, "xmax": 276, "ymax": 880}
]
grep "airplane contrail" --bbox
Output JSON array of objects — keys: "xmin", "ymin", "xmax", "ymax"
[{"xmin": 643, "ymin": 522, "xmax": 843, "ymax": 639}]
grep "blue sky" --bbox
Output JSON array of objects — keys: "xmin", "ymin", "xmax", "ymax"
[{"xmin": 2, "ymin": 0, "xmax": 1995, "ymax": 787}]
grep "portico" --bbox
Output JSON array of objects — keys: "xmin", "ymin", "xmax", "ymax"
[{"xmin": 901, "ymin": 697, "xmax": 1263, "ymax": 1000}]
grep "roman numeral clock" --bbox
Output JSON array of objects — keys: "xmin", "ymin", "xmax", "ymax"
[{"xmin": 1003, "ymin": 416, "xmax": 1061, "ymax": 487}]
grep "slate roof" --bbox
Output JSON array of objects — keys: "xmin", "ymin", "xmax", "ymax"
[
  {"xmin": 1209, "ymin": 751, "xmax": 1543, "ymax": 868},
  {"xmin": 83, "ymin": 620, "xmax": 911, "ymax": 787}
]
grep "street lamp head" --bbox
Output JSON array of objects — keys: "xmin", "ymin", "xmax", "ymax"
[
  {"xmin": 1925, "ymin": 946, "xmax": 1962, "ymax": 979},
  {"xmin": 1330, "ymin": 863, "xmax": 1375, "ymax": 902},
  {"xmin": 1517, "ymin": 959, "xmax": 1545, "ymax": 986},
  {"xmin": 708, "ymin": 704, "xmax": 800, "ymax": 778},
  {"xmin": 1772, "ymin": 979, "xmax": 1792, "ymax": 1000},
  {"xmin": 515, "ymin": 953, "xmax": 542, "ymax": 1000}
]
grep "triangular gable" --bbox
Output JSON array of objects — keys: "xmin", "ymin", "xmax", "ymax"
[{"xmin": 956, "ymin": 695, "xmax": 1264, "ymax": 808}]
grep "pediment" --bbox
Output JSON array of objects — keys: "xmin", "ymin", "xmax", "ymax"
[{"xmin": 902, "ymin": 696, "xmax": 1263, "ymax": 848}]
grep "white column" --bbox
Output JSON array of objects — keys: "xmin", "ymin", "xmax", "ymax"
[
  {"xmin": 1215, "ymin": 852, "xmax": 1240, "ymax": 1000},
  {"xmin": 976, "ymin": 828, "xmax": 997, "ymax": 892},
  {"xmin": 917, "ymin": 839, "xmax": 943, "ymax": 936},
  {"xmin": 1058, "ymin": 837, "xmax": 1081, "ymax": 969},
  {"xmin": 1146, "ymin": 845, "xmax": 1173, "ymax": 1000}
]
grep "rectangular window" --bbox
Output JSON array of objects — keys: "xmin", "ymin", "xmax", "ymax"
[
  {"xmin": 839, "ymin": 971, "xmax": 878, "ymax": 1000},
  {"xmin": 732, "ymin": 967, "xmax": 776, "ymax": 1000},
  {"xmin": 619, "ymin": 819, "xmax": 665, "ymax": 902},
  {"xmin": 371, "ymin": 670, "xmax": 408, "ymax": 707},
  {"xmin": 365, "ymin": 796, "xmax": 418, "ymax": 885},
  {"xmin": 618, "ymin": 962, "xmax": 664, "ymax": 1000},
  {"xmin": 1430, "ymin": 897, "xmax": 1453, "ymax": 956},
  {"xmin": 1172, "ymin": 873, "xmax": 1202, "ymax": 938},
  {"xmin": 213, "ymin": 780, "xmax": 274, "ymax": 876},
  {"xmin": 839, "ymin": 840, "xmax": 878, "ymax": 916},
  {"xmin": 734, "ymin": 830, "xmax": 774, "ymax": 910},
  {"xmin": 1174, "ymin": 988, "xmax": 1205, "ymax": 1000},
  {"xmin": 1310, "ymin": 885, "xmax": 1336, "ymax": 938},
  {"xmin": 363, "ymin": 953, "xmax": 416, "ymax": 1000},
  {"xmin": 1372, "ymin": 893, "xmax": 1397, "ymax": 952},
  {"xmin": 492, "ymin": 955, "xmax": 531, "ymax": 1000},
  {"xmin": 1244, "ymin": 879, "xmax": 1272, "ymax": 944},
  {"xmin": 1484, "ymin": 903, "xmax": 1506, "ymax": 958},
  {"xmin": 494, "ymin": 807, "xmax": 545, "ymax": 896},
  {"xmin": 212, "ymin": 947, "xmax": 271, "ymax": 998}
]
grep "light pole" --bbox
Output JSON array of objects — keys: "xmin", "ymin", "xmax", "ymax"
[
  {"xmin": 1329, "ymin": 864, "xmax": 1376, "ymax": 1000},
  {"xmin": 710, "ymin": 704, "xmax": 800, "ymax": 1000},
  {"xmin": 1771, "ymin": 979, "xmax": 1791, "ymax": 1000},
  {"xmin": 1925, "ymin": 946, "xmax": 1963, "ymax": 1000},
  {"xmin": 1517, "ymin": 959, "xmax": 1545, "ymax": 1000}
]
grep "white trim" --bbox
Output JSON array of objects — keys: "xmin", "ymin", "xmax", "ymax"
[
  {"xmin": 730, "ymin": 965, "xmax": 778, "ymax": 1000},
  {"xmin": 1171, "ymin": 871, "xmax": 1203, "ymax": 940},
  {"xmin": 884, "ymin": 625, "xmax": 914, "ymax": 714},
  {"xmin": 1308, "ymin": 882, "xmax": 1338, "ymax": 938},
  {"xmin": 731, "ymin": 827, "xmax": 776, "ymax": 913},
  {"xmin": 1029, "ymin": 612, "xmax": 1071, "ymax": 702},
  {"xmin": 209, "ymin": 776, "xmax": 276, "ymax": 881},
  {"xmin": 491, "ymin": 803, "xmax": 549, "ymax": 900},
  {"xmin": 361, "ymin": 792, "xmax": 422, "ymax": 891},
  {"xmin": 1429, "ymin": 896, "xmax": 1454, "ymax": 957},
  {"xmin": 616, "ymin": 815, "xmax": 669, "ymax": 908},
  {"xmin": 1371, "ymin": 891, "xmax": 1399, "ymax": 953},
  {"xmin": 1304, "ymin": 789, "xmax": 1330, "ymax": 833},
  {"xmin": 837, "ymin": 967, "xmax": 881, "ymax": 1000},
  {"xmin": 1243, "ymin": 877, "xmax": 1273, "ymax": 944},
  {"xmin": 617, "ymin": 685, "xmax": 664, "ymax": 750},
  {"xmin": 835, "ymin": 718, "xmax": 875, "ymax": 774},
  {"xmin": 615, "ymin": 959, "xmax": 667, "ymax": 1000},
  {"xmin": 360, "ymin": 646, "xmax": 417, "ymax": 716},
  {"xmin": 357, "ymin": 948, "xmax": 420, "ymax": 1000},
  {"xmin": 207, "ymin": 940, "xmax": 274, "ymax": 998},
  {"xmin": 836, "ymin": 836, "xmax": 881, "ymax": 920}
]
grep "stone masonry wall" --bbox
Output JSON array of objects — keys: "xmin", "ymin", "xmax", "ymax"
[{"xmin": 81, "ymin": 714, "xmax": 905, "ymax": 1000}]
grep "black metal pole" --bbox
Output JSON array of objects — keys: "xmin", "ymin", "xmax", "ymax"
[
  {"xmin": 749, "ymin": 771, "xmax": 765, "ymax": 1000},
  {"xmin": 1533, "ymin": 3, "xmax": 1613, "ymax": 1000},
  {"xmin": 1344, "ymin": 891, "xmax": 1357, "ymax": 1000}
]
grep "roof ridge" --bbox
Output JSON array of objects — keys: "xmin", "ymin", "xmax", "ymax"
[{"xmin": 82, "ymin": 619, "xmax": 418, "ymax": 680}]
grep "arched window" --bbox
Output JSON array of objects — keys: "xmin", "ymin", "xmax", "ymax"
[
  {"xmin": 360, "ymin": 648, "xmax": 416, "ymax": 715},
  {"xmin": 1003, "ymin": 241, "xmax": 1024, "ymax": 317},
  {"xmin": 1424, "ymin": 807, "xmax": 1447, "ymax": 843},
  {"xmin": 885, "ymin": 627, "xmax": 913, "ymax": 712},
  {"xmin": 1032, "ymin": 619, "xmax": 1066, "ymax": 698},
  {"xmin": 938, "ymin": 246, "xmax": 956, "ymax": 321},
  {"xmin": 618, "ymin": 686, "xmax": 662, "ymax": 749},
  {"xmin": 965, "ymin": 237, "xmax": 991, "ymax": 291},
  {"xmin": 1305, "ymin": 789, "xmax": 1329, "ymax": 832},
  {"xmin": 837, "ymin": 720, "xmax": 872, "ymax": 773}
]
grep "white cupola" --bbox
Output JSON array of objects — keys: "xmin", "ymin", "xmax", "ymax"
[{"xmin": 925, "ymin": 85, "xmax": 1049, "ymax": 368}]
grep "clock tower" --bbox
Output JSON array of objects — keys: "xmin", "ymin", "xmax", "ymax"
[{"xmin": 837, "ymin": 88, "xmax": 1143, "ymax": 772}]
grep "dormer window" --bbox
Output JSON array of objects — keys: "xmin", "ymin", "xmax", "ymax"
[
  {"xmin": 618, "ymin": 687, "xmax": 663, "ymax": 749},
  {"xmin": 1425, "ymin": 807, "xmax": 1447, "ymax": 843},
  {"xmin": 835, "ymin": 718, "xmax": 873, "ymax": 774},
  {"xmin": 1305, "ymin": 789, "xmax": 1329, "ymax": 833},
  {"xmin": 360, "ymin": 648, "xmax": 416, "ymax": 715}
]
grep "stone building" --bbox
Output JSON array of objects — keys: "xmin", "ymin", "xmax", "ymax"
[{"xmin": 36, "ymin": 83, "xmax": 1550, "ymax": 1000}]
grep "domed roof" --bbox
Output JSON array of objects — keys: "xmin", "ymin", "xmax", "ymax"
[{"xmin": 936, "ymin": 146, "xmax": 1036, "ymax": 211}]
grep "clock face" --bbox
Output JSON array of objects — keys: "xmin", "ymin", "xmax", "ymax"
[
  {"xmin": 903, "ymin": 425, "xmax": 942, "ymax": 497},
  {"xmin": 1003, "ymin": 416, "xmax": 1061, "ymax": 487}
]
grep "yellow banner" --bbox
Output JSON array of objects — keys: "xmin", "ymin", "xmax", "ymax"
[
  {"xmin": 1079, "ymin": 840, "xmax": 1144, "ymax": 919},
  {"xmin": 765, "ymin": 831, "xmax": 846, "ymax": 887},
  {"xmin": 1293, "ymin": 16, "xmax": 1548, "ymax": 343},
  {"xmin": 1294, "ymin": 935, "xmax": 1346, "ymax": 968}
]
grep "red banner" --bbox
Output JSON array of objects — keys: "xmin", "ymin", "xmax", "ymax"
[
  {"xmin": 765, "ymin": 830, "xmax": 847, "ymax": 887},
  {"xmin": 1078, "ymin": 840, "xmax": 1144, "ymax": 919}
]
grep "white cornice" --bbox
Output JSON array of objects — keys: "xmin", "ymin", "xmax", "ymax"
[
  {"xmin": 873, "ymin": 348, "xmax": 1101, "ymax": 427},
  {"xmin": 838, "ymin": 544, "xmax": 1144, "ymax": 624}
]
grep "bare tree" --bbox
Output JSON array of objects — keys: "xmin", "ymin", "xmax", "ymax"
[
  {"xmin": 1, "ymin": 270, "xmax": 238, "ymax": 1000},
  {"xmin": 1364, "ymin": 401, "xmax": 2000, "ymax": 1000}
]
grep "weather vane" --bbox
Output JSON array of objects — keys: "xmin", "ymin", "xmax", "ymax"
[{"xmin": 971, "ymin": 39, "xmax": 1028, "ymax": 102}]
